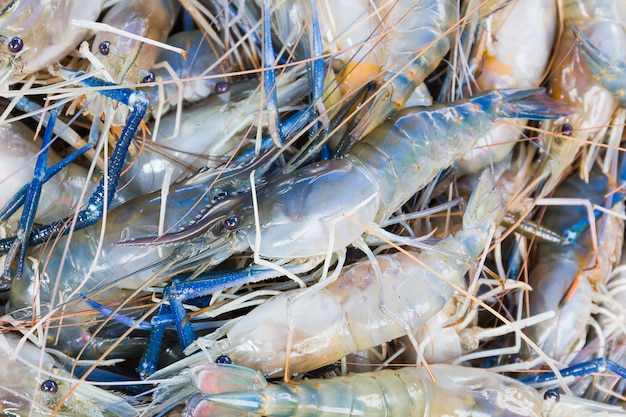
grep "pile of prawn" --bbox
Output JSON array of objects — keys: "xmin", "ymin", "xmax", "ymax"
[{"xmin": 0, "ymin": 0, "xmax": 625, "ymax": 416}]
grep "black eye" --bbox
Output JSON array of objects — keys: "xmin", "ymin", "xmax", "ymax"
[
  {"xmin": 142, "ymin": 71, "xmax": 155, "ymax": 83},
  {"xmin": 560, "ymin": 123, "xmax": 573, "ymax": 137},
  {"xmin": 215, "ymin": 355, "xmax": 232, "ymax": 364},
  {"xmin": 543, "ymin": 389, "xmax": 560, "ymax": 402},
  {"xmin": 212, "ymin": 189, "xmax": 228, "ymax": 203},
  {"xmin": 223, "ymin": 215, "xmax": 239, "ymax": 230},
  {"xmin": 215, "ymin": 81, "xmax": 230, "ymax": 95},
  {"xmin": 99, "ymin": 41, "xmax": 111, "ymax": 56},
  {"xmin": 7, "ymin": 36, "xmax": 23, "ymax": 53},
  {"xmin": 40, "ymin": 379, "xmax": 58, "ymax": 394}
]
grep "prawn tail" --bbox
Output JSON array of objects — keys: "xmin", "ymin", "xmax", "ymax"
[
  {"xmin": 184, "ymin": 364, "xmax": 270, "ymax": 417},
  {"xmin": 477, "ymin": 88, "xmax": 575, "ymax": 120},
  {"xmin": 462, "ymin": 170, "xmax": 506, "ymax": 233}
]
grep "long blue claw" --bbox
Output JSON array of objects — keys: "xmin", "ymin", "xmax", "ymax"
[
  {"xmin": 8, "ymin": 111, "xmax": 57, "ymax": 277},
  {"xmin": 76, "ymin": 293, "xmax": 152, "ymax": 331},
  {"xmin": 262, "ymin": 0, "xmax": 282, "ymax": 146},
  {"xmin": 0, "ymin": 72, "xmax": 149, "ymax": 256},
  {"xmin": 308, "ymin": 1, "xmax": 331, "ymax": 160},
  {"xmin": 518, "ymin": 358, "xmax": 626, "ymax": 385},
  {"xmin": 132, "ymin": 267, "xmax": 287, "ymax": 377},
  {"xmin": 559, "ymin": 150, "xmax": 626, "ymax": 245},
  {"xmin": 138, "ymin": 304, "xmax": 172, "ymax": 378},
  {"xmin": 0, "ymin": 113, "xmax": 100, "ymax": 222}
]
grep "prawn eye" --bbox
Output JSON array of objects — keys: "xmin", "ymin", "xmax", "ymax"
[
  {"xmin": 7, "ymin": 36, "xmax": 23, "ymax": 53},
  {"xmin": 211, "ymin": 189, "xmax": 228, "ymax": 203},
  {"xmin": 543, "ymin": 389, "xmax": 560, "ymax": 402},
  {"xmin": 560, "ymin": 123, "xmax": 573, "ymax": 137},
  {"xmin": 215, "ymin": 81, "xmax": 230, "ymax": 95},
  {"xmin": 142, "ymin": 71, "xmax": 155, "ymax": 83},
  {"xmin": 40, "ymin": 379, "xmax": 58, "ymax": 394},
  {"xmin": 99, "ymin": 41, "xmax": 111, "ymax": 56},
  {"xmin": 224, "ymin": 215, "xmax": 239, "ymax": 230},
  {"xmin": 215, "ymin": 355, "xmax": 232, "ymax": 364}
]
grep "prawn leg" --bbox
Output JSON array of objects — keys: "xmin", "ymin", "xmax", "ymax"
[
  {"xmin": 262, "ymin": 0, "xmax": 329, "ymax": 154},
  {"xmin": 0, "ymin": 118, "xmax": 98, "ymax": 223},
  {"xmin": 84, "ymin": 266, "xmax": 290, "ymax": 377},
  {"xmin": 0, "ymin": 71, "xmax": 149, "ymax": 254},
  {"xmin": 5, "ymin": 111, "xmax": 57, "ymax": 278},
  {"xmin": 544, "ymin": 149, "xmax": 626, "ymax": 246},
  {"xmin": 518, "ymin": 358, "xmax": 626, "ymax": 387}
]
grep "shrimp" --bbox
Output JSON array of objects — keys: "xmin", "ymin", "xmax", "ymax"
[
  {"xmin": 84, "ymin": 0, "xmax": 179, "ymax": 124},
  {"xmin": 0, "ymin": 332, "xmax": 138, "ymax": 416},
  {"xmin": 0, "ymin": 0, "xmax": 104, "ymax": 86},
  {"xmin": 174, "ymin": 169, "xmax": 504, "ymax": 377},
  {"xmin": 538, "ymin": 0, "xmax": 623, "ymax": 192},
  {"xmin": 182, "ymin": 362, "xmax": 626, "ymax": 417},
  {"xmin": 134, "ymin": 89, "xmax": 571, "ymax": 270},
  {"xmin": 454, "ymin": 0, "xmax": 558, "ymax": 175},
  {"xmin": 263, "ymin": 0, "xmax": 456, "ymax": 138},
  {"xmin": 3, "ymin": 163, "xmax": 242, "ymax": 357},
  {"xmin": 90, "ymin": 0, "xmax": 179, "ymax": 85},
  {"xmin": 122, "ymin": 72, "xmax": 310, "ymax": 196},
  {"xmin": 517, "ymin": 164, "xmax": 624, "ymax": 367}
]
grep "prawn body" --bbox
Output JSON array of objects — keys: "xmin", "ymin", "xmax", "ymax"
[
  {"xmin": 265, "ymin": 0, "xmax": 456, "ymax": 136},
  {"xmin": 220, "ymin": 170, "xmax": 505, "ymax": 376},
  {"xmin": 523, "ymin": 167, "xmax": 624, "ymax": 362},
  {"xmin": 455, "ymin": 0, "xmax": 558, "ymax": 175},
  {"xmin": 540, "ymin": 0, "xmax": 622, "ymax": 191},
  {"xmin": 189, "ymin": 88, "xmax": 571, "ymax": 261},
  {"xmin": 184, "ymin": 363, "xmax": 626, "ymax": 417}
]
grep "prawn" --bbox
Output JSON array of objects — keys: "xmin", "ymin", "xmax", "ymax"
[
  {"xmin": 509, "ymin": 163, "xmax": 624, "ymax": 369},
  {"xmin": 121, "ymin": 71, "xmax": 310, "ymax": 196},
  {"xmin": 181, "ymin": 362, "xmax": 626, "ymax": 417},
  {"xmin": 0, "ymin": 0, "xmax": 104, "ymax": 86},
  {"xmin": 260, "ymin": 0, "xmax": 456, "ymax": 139},
  {"xmin": 173, "ymin": 169, "xmax": 505, "ymax": 377},
  {"xmin": 83, "ymin": 0, "xmax": 179, "ymax": 124},
  {"xmin": 538, "ymin": 0, "xmax": 624, "ymax": 192},
  {"xmin": 0, "ymin": 332, "xmax": 138, "ymax": 416},
  {"xmin": 129, "ymin": 89, "xmax": 572, "ymax": 272},
  {"xmin": 453, "ymin": 0, "xmax": 558, "ymax": 175},
  {"xmin": 571, "ymin": 1, "xmax": 626, "ymax": 107}
]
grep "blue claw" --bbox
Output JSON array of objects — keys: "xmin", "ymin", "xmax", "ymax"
[
  {"xmin": 76, "ymin": 293, "xmax": 152, "ymax": 331},
  {"xmin": 0, "ymin": 72, "xmax": 149, "ymax": 260},
  {"xmin": 81, "ymin": 265, "xmax": 287, "ymax": 377},
  {"xmin": 556, "ymin": 148, "xmax": 626, "ymax": 246},
  {"xmin": 261, "ymin": 0, "xmax": 330, "ymax": 158},
  {"xmin": 123, "ymin": 266, "xmax": 285, "ymax": 377},
  {"xmin": 0, "ymin": 111, "xmax": 100, "ymax": 223},
  {"xmin": 7, "ymin": 110, "xmax": 57, "ymax": 277},
  {"xmin": 262, "ymin": 0, "xmax": 282, "ymax": 146},
  {"xmin": 518, "ymin": 358, "xmax": 626, "ymax": 385},
  {"xmin": 307, "ymin": 1, "xmax": 331, "ymax": 160}
]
